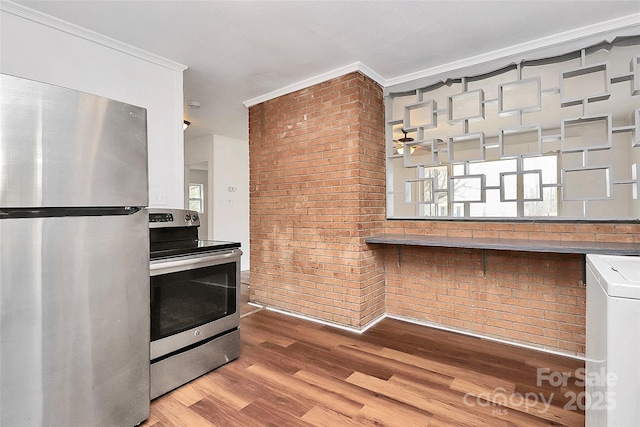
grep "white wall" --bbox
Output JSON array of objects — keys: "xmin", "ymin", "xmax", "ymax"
[
  {"xmin": 212, "ymin": 135, "xmax": 249, "ymax": 271},
  {"xmin": 0, "ymin": 3, "xmax": 187, "ymax": 208},
  {"xmin": 184, "ymin": 135, "xmax": 250, "ymax": 270}
]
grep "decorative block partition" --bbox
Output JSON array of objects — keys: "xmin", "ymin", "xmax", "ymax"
[{"xmin": 386, "ymin": 38, "xmax": 640, "ymax": 220}]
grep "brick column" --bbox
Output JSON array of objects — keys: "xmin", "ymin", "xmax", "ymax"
[{"xmin": 249, "ymin": 72, "xmax": 386, "ymax": 328}]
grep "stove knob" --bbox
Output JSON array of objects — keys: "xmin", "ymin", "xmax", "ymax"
[
  {"xmin": 192, "ymin": 214, "xmax": 199, "ymax": 221},
  {"xmin": 184, "ymin": 214, "xmax": 191, "ymax": 222}
]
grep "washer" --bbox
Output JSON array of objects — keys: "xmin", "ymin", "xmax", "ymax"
[{"xmin": 586, "ymin": 254, "xmax": 640, "ymax": 426}]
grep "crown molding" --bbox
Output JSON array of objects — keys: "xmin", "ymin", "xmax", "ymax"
[
  {"xmin": 385, "ymin": 13, "xmax": 640, "ymax": 88},
  {"xmin": 6, "ymin": 0, "xmax": 635, "ymax": 103},
  {"xmin": 1, "ymin": 0, "xmax": 187, "ymax": 72},
  {"xmin": 243, "ymin": 62, "xmax": 387, "ymax": 108},
  {"xmin": 245, "ymin": 12, "xmax": 639, "ymax": 106}
]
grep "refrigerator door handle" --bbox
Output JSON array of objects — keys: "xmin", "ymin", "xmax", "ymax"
[{"xmin": 0, "ymin": 206, "xmax": 144, "ymax": 219}]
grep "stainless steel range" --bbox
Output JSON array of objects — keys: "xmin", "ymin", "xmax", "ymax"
[{"xmin": 149, "ymin": 208, "xmax": 241, "ymax": 399}]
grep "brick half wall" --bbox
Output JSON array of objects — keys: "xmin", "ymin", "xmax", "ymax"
[
  {"xmin": 382, "ymin": 221, "xmax": 640, "ymax": 356},
  {"xmin": 384, "ymin": 245, "xmax": 586, "ymax": 354}
]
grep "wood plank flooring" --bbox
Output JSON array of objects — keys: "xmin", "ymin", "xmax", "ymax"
[{"xmin": 142, "ymin": 282, "xmax": 585, "ymax": 427}]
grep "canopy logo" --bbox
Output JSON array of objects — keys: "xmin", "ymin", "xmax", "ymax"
[{"xmin": 462, "ymin": 387, "xmax": 553, "ymax": 415}]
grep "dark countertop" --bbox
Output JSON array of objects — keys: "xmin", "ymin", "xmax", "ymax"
[{"xmin": 365, "ymin": 233, "xmax": 640, "ymax": 255}]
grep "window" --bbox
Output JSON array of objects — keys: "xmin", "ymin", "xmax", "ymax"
[
  {"xmin": 385, "ymin": 37, "xmax": 640, "ymax": 220},
  {"xmin": 188, "ymin": 183, "xmax": 204, "ymax": 213}
]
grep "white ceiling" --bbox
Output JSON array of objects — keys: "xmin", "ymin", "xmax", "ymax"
[{"xmin": 14, "ymin": 1, "xmax": 640, "ymax": 141}]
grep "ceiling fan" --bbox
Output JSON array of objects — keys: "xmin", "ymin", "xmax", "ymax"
[{"xmin": 393, "ymin": 129, "xmax": 415, "ymax": 155}]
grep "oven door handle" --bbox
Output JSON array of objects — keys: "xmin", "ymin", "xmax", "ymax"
[{"xmin": 150, "ymin": 249, "xmax": 241, "ymax": 275}]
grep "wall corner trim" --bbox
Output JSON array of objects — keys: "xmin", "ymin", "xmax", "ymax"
[{"xmin": 1, "ymin": 0, "xmax": 188, "ymax": 72}]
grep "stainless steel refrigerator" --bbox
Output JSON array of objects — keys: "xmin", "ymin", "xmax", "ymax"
[{"xmin": 0, "ymin": 74, "xmax": 150, "ymax": 426}]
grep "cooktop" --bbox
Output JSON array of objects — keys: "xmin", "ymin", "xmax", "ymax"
[{"xmin": 148, "ymin": 208, "xmax": 240, "ymax": 260}]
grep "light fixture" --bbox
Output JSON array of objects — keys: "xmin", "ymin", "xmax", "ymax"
[
  {"xmin": 393, "ymin": 129, "xmax": 415, "ymax": 155},
  {"xmin": 183, "ymin": 120, "xmax": 190, "ymax": 131}
]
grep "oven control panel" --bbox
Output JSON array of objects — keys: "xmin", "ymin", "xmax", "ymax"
[
  {"xmin": 148, "ymin": 208, "xmax": 200, "ymax": 228},
  {"xmin": 149, "ymin": 213, "xmax": 173, "ymax": 223}
]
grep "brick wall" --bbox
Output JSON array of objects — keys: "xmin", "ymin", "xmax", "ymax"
[
  {"xmin": 249, "ymin": 71, "xmax": 640, "ymax": 355},
  {"xmin": 383, "ymin": 221, "xmax": 640, "ymax": 355},
  {"xmin": 248, "ymin": 72, "xmax": 386, "ymax": 328}
]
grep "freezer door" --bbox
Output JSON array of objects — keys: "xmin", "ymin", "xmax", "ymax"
[
  {"xmin": 0, "ymin": 74, "xmax": 148, "ymax": 208},
  {"xmin": 0, "ymin": 211, "xmax": 150, "ymax": 426}
]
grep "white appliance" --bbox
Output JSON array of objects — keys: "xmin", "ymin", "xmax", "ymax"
[
  {"xmin": 0, "ymin": 74, "xmax": 150, "ymax": 426},
  {"xmin": 586, "ymin": 254, "xmax": 640, "ymax": 426}
]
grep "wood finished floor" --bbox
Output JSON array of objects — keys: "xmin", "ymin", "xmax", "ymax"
[{"xmin": 142, "ymin": 281, "xmax": 585, "ymax": 427}]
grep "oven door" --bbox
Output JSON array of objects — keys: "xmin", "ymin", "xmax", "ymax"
[{"xmin": 150, "ymin": 248, "xmax": 241, "ymax": 360}]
